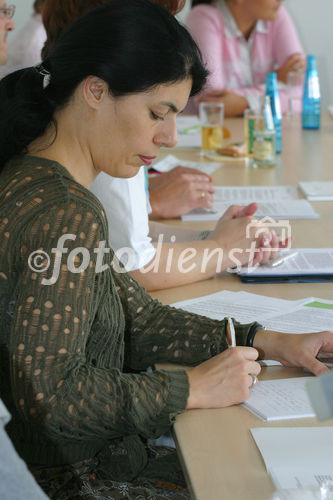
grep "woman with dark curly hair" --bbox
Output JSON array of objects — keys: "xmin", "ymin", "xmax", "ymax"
[{"xmin": 1, "ymin": 1, "xmax": 332, "ymax": 499}]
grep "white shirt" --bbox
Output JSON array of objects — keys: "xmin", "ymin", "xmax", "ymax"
[
  {"xmin": 90, "ymin": 169, "xmax": 155, "ymax": 271},
  {"xmin": 0, "ymin": 14, "xmax": 46, "ymax": 78}
]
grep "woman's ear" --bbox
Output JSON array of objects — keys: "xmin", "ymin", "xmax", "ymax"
[{"xmin": 82, "ymin": 76, "xmax": 108, "ymax": 110}]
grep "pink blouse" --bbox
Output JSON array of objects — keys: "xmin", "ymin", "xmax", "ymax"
[{"xmin": 186, "ymin": 1, "xmax": 303, "ymax": 113}]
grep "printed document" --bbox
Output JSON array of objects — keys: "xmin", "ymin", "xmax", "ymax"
[
  {"xmin": 171, "ymin": 291, "xmax": 333, "ymax": 333},
  {"xmin": 171, "ymin": 290, "xmax": 302, "ymax": 324},
  {"xmin": 182, "ymin": 186, "xmax": 319, "ymax": 220},
  {"xmin": 171, "ymin": 291, "xmax": 333, "ymax": 363},
  {"xmin": 251, "ymin": 427, "xmax": 333, "ymax": 489},
  {"xmin": 239, "ymin": 248, "xmax": 333, "ymax": 278},
  {"xmin": 213, "ymin": 185, "xmax": 299, "ymax": 202}
]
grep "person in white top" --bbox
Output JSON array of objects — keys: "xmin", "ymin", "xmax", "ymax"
[
  {"xmin": 91, "ymin": 169, "xmax": 156, "ymax": 271},
  {"xmin": 0, "ymin": 0, "xmax": 46, "ymax": 79}
]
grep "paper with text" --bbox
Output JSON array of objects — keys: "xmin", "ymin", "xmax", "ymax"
[
  {"xmin": 182, "ymin": 199, "xmax": 319, "ymax": 221},
  {"xmin": 243, "ymin": 377, "xmax": 315, "ymax": 421},
  {"xmin": 251, "ymin": 427, "xmax": 333, "ymax": 489},
  {"xmin": 171, "ymin": 291, "xmax": 333, "ymax": 365},
  {"xmin": 239, "ymin": 248, "xmax": 333, "ymax": 277},
  {"xmin": 214, "ymin": 185, "xmax": 299, "ymax": 202}
]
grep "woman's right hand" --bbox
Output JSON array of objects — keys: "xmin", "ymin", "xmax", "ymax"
[
  {"xmin": 208, "ymin": 203, "xmax": 266, "ymax": 268},
  {"xmin": 208, "ymin": 203, "xmax": 291, "ymax": 269},
  {"xmin": 186, "ymin": 346, "xmax": 261, "ymax": 409}
]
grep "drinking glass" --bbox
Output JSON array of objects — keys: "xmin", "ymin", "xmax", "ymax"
[
  {"xmin": 287, "ymin": 70, "xmax": 303, "ymax": 119},
  {"xmin": 199, "ymin": 102, "xmax": 224, "ymax": 155}
]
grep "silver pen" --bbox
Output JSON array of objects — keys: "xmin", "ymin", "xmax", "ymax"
[
  {"xmin": 227, "ymin": 317, "xmax": 236, "ymax": 347},
  {"xmin": 270, "ymin": 251, "xmax": 298, "ymax": 268}
]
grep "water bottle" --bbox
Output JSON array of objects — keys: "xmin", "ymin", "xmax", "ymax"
[
  {"xmin": 252, "ymin": 95, "xmax": 276, "ymax": 168},
  {"xmin": 266, "ymin": 72, "xmax": 282, "ymax": 153},
  {"xmin": 302, "ymin": 55, "xmax": 321, "ymax": 129}
]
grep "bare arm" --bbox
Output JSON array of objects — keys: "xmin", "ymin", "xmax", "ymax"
[
  {"xmin": 148, "ymin": 220, "xmax": 205, "ymax": 242},
  {"xmin": 131, "ymin": 204, "xmax": 284, "ymax": 291}
]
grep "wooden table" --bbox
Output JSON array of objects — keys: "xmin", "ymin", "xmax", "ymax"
[{"xmin": 151, "ymin": 114, "xmax": 333, "ymax": 500}]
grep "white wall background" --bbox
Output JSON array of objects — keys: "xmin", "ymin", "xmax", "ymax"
[{"xmin": 13, "ymin": 0, "xmax": 333, "ymax": 106}]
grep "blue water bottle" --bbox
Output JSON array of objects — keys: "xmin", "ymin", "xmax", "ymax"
[
  {"xmin": 266, "ymin": 72, "xmax": 282, "ymax": 153},
  {"xmin": 302, "ymin": 55, "xmax": 321, "ymax": 129}
]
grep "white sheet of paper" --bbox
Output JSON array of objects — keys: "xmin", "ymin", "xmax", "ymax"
[
  {"xmin": 299, "ymin": 181, "xmax": 333, "ymax": 201},
  {"xmin": 182, "ymin": 199, "xmax": 319, "ymax": 221},
  {"xmin": 152, "ymin": 154, "xmax": 221, "ymax": 176},
  {"xmin": 171, "ymin": 290, "xmax": 300, "ymax": 324},
  {"xmin": 176, "ymin": 115, "xmax": 201, "ymax": 148},
  {"xmin": 262, "ymin": 299, "xmax": 333, "ymax": 334},
  {"xmin": 251, "ymin": 427, "xmax": 333, "ymax": 489},
  {"xmin": 171, "ymin": 291, "xmax": 333, "ymax": 365},
  {"xmin": 242, "ymin": 377, "xmax": 315, "ymax": 421}
]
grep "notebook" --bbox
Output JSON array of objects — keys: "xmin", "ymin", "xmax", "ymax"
[{"xmin": 242, "ymin": 377, "xmax": 315, "ymax": 421}]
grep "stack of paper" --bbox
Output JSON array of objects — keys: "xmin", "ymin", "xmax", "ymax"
[
  {"xmin": 172, "ymin": 291, "xmax": 333, "ymax": 367},
  {"xmin": 299, "ymin": 181, "xmax": 333, "ymax": 201},
  {"xmin": 172, "ymin": 290, "xmax": 333, "ymax": 334},
  {"xmin": 251, "ymin": 427, "xmax": 333, "ymax": 489},
  {"xmin": 181, "ymin": 186, "xmax": 319, "ymax": 220},
  {"xmin": 238, "ymin": 248, "xmax": 333, "ymax": 283}
]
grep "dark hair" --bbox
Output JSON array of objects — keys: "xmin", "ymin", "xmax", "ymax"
[
  {"xmin": 0, "ymin": 0, "xmax": 208, "ymax": 171},
  {"xmin": 41, "ymin": 0, "xmax": 109, "ymax": 58},
  {"xmin": 191, "ymin": 0, "xmax": 213, "ymax": 6},
  {"xmin": 42, "ymin": 0, "xmax": 186, "ymax": 59},
  {"xmin": 33, "ymin": 0, "xmax": 47, "ymax": 14}
]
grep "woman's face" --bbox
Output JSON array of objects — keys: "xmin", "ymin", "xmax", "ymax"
[
  {"xmin": 0, "ymin": 2, "xmax": 14, "ymax": 65},
  {"xmin": 243, "ymin": 0, "xmax": 282, "ymax": 21},
  {"xmin": 92, "ymin": 78, "xmax": 192, "ymax": 178}
]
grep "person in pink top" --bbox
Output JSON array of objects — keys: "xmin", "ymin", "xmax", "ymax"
[{"xmin": 186, "ymin": 0, "xmax": 305, "ymax": 116}]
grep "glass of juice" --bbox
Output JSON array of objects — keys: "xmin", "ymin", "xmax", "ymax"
[{"xmin": 199, "ymin": 102, "xmax": 224, "ymax": 156}]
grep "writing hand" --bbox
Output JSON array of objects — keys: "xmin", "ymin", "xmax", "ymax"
[{"xmin": 186, "ymin": 346, "xmax": 261, "ymax": 409}]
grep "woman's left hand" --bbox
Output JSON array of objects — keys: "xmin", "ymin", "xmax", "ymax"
[{"xmin": 254, "ymin": 329, "xmax": 333, "ymax": 376}]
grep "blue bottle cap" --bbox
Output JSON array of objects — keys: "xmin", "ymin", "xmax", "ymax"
[
  {"xmin": 266, "ymin": 72, "xmax": 277, "ymax": 82},
  {"xmin": 306, "ymin": 55, "xmax": 317, "ymax": 71}
]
